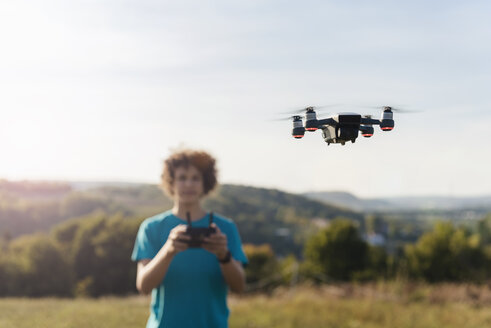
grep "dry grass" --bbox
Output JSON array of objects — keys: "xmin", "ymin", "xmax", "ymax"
[
  {"xmin": 229, "ymin": 282, "xmax": 491, "ymax": 327},
  {"xmin": 2, "ymin": 283, "xmax": 491, "ymax": 328},
  {"xmin": 276, "ymin": 281, "xmax": 491, "ymax": 305},
  {"xmin": 0, "ymin": 296, "xmax": 150, "ymax": 328}
]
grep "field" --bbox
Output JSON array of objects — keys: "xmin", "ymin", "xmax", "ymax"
[{"xmin": 2, "ymin": 283, "xmax": 491, "ymax": 328}]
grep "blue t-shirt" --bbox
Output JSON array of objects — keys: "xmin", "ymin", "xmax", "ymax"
[{"xmin": 131, "ymin": 210, "xmax": 248, "ymax": 328}]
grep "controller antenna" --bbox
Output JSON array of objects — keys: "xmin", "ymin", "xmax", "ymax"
[{"xmin": 186, "ymin": 211, "xmax": 192, "ymax": 227}]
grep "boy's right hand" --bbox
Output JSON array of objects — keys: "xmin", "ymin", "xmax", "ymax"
[{"xmin": 164, "ymin": 225, "xmax": 190, "ymax": 256}]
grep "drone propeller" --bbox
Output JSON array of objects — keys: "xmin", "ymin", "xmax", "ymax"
[
  {"xmin": 387, "ymin": 107, "xmax": 421, "ymax": 113},
  {"xmin": 362, "ymin": 105, "xmax": 421, "ymax": 113},
  {"xmin": 269, "ymin": 115, "xmax": 303, "ymax": 122},
  {"xmin": 280, "ymin": 104, "xmax": 342, "ymax": 115},
  {"xmin": 272, "ymin": 105, "xmax": 337, "ymax": 122}
]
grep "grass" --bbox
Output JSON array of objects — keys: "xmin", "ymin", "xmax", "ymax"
[
  {"xmin": 2, "ymin": 283, "xmax": 491, "ymax": 327},
  {"xmin": 230, "ymin": 285, "xmax": 491, "ymax": 328},
  {"xmin": 0, "ymin": 296, "xmax": 149, "ymax": 328}
]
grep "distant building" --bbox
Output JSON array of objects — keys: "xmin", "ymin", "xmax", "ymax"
[
  {"xmin": 365, "ymin": 233, "xmax": 386, "ymax": 246},
  {"xmin": 275, "ymin": 227, "xmax": 291, "ymax": 237},
  {"xmin": 311, "ymin": 218, "xmax": 330, "ymax": 228}
]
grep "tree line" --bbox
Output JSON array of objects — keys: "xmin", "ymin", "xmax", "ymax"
[{"xmin": 1, "ymin": 211, "xmax": 491, "ymax": 297}]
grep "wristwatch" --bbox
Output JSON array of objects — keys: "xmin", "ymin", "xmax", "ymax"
[{"xmin": 218, "ymin": 250, "xmax": 232, "ymax": 264}]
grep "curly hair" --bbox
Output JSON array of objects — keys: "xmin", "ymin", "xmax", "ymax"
[{"xmin": 160, "ymin": 149, "xmax": 218, "ymax": 197}]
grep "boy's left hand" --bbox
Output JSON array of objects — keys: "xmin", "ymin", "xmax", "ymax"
[{"xmin": 202, "ymin": 223, "xmax": 229, "ymax": 260}]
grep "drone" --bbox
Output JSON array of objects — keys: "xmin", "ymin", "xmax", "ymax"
[{"xmin": 288, "ymin": 106, "xmax": 399, "ymax": 146}]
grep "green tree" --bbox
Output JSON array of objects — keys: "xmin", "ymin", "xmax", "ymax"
[
  {"xmin": 352, "ymin": 245, "xmax": 389, "ymax": 281},
  {"xmin": 69, "ymin": 213, "xmax": 140, "ymax": 296},
  {"xmin": 8, "ymin": 234, "xmax": 73, "ymax": 296},
  {"xmin": 88, "ymin": 215, "xmax": 140, "ymax": 296},
  {"xmin": 477, "ymin": 213, "xmax": 491, "ymax": 244},
  {"xmin": 304, "ymin": 218, "xmax": 368, "ymax": 281},
  {"xmin": 243, "ymin": 244, "xmax": 279, "ymax": 291},
  {"xmin": 405, "ymin": 222, "xmax": 488, "ymax": 282}
]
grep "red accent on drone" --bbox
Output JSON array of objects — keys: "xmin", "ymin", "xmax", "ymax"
[
  {"xmin": 306, "ymin": 128, "xmax": 318, "ymax": 131},
  {"xmin": 381, "ymin": 127, "xmax": 393, "ymax": 131},
  {"xmin": 293, "ymin": 135, "xmax": 304, "ymax": 138},
  {"xmin": 362, "ymin": 134, "xmax": 373, "ymax": 137}
]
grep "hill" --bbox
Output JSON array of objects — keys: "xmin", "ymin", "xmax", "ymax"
[
  {"xmin": 303, "ymin": 191, "xmax": 390, "ymax": 211},
  {"xmin": 303, "ymin": 191, "xmax": 491, "ymax": 212},
  {"xmin": 0, "ymin": 180, "xmax": 362, "ymax": 256}
]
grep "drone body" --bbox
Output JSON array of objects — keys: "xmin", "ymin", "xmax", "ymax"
[{"xmin": 292, "ymin": 106, "xmax": 395, "ymax": 145}]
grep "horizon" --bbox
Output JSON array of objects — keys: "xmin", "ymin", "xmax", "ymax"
[{"xmin": 3, "ymin": 177, "xmax": 490, "ymax": 199}]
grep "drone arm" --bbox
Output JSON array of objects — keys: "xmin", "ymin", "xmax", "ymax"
[
  {"xmin": 316, "ymin": 118, "xmax": 336, "ymax": 127},
  {"xmin": 360, "ymin": 117, "xmax": 381, "ymax": 125}
]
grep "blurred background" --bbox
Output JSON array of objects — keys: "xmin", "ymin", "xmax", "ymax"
[{"xmin": 1, "ymin": 1, "xmax": 491, "ymax": 327}]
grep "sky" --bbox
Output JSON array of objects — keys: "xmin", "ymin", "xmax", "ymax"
[{"xmin": 0, "ymin": 0, "xmax": 490, "ymax": 198}]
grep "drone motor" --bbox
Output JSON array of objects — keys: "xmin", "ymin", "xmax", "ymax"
[
  {"xmin": 304, "ymin": 107, "xmax": 318, "ymax": 131},
  {"xmin": 380, "ymin": 107, "xmax": 395, "ymax": 131},
  {"xmin": 291, "ymin": 116, "xmax": 305, "ymax": 139},
  {"xmin": 360, "ymin": 115, "xmax": 374, "ymax": 137}
]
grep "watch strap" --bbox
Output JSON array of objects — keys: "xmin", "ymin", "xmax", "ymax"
[{"xmin": 218, "ymin": 250, "xmax": 232, "ymax": 264}]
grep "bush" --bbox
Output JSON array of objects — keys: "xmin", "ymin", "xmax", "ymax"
[
  {"xmin": 304, "ymin": 219, "xmax": 368, "ymax": 281},
  {"xmin": 243, "ymin": 244, "xmax": 280, "ymax": 292},
  {"xmin": 8, "ymin": 234, "xmax": 73, "ymax": 296},
  {"xmin": 405, "ymin": 222, "xmax": 489, "ymax": 282}
]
